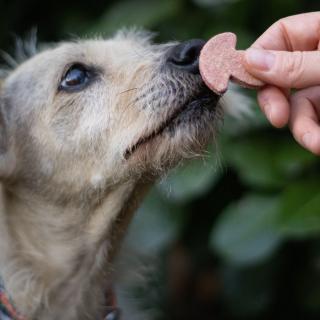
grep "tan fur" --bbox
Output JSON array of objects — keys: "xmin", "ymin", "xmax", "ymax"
[{"xmin": 0, "ymin": 31, "xmax": 235, "ymax": 320}]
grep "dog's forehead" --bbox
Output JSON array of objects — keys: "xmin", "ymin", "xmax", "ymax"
[
  {"xmin": 7, "ymin": 36, "xmax": 156, "ymax": 84},
  {"xmin": 56, "ymin": 38, "xmax": 150, "ymax": 61}
]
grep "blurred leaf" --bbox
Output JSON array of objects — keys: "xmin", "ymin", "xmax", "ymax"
[
  {"xmin": 222, "ymin": 134, "xmax": 316, "ymax": 188},
  {"xmin": 211, "ymin": 194, "xmax": 283, "ymax": 266},
  {"xmin": 125, "ymin": 188, "xmax": 184, "ymax": 254},
  {"xmin": 278, "ymin": 181, "xmax": 320, "ymax": 237},
  {"xmin": 221, "ymin": 90, "xmax": 268, "ymax": 136},
  {"xmin": 89, "ymin": 0, "xmax": 179, "ymax": 35},
  {"xmin": 211, "ymin": 181, "xmax": 320, "ymax": 266},
  {"xmin": 158, "ymin": 147, "xmax": 220, "ymax": 203}
]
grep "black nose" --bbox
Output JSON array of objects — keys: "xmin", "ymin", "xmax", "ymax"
[{"xmin": 167, "ymin": 39, "xmax": 206, "ymax": 75}]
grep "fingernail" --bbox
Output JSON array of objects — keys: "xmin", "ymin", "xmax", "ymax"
[
  {"xmin": 245, "ymin": 48, "xmax": 275, "ymax": 71},
  {"xmin": 302, "ymin": 132, "xmax": 312, "ymax": 147}
]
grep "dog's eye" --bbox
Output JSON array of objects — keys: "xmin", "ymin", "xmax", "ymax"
[{"xmin": 59, "ymin": 64, "xmax": 92, "ymax": 91}]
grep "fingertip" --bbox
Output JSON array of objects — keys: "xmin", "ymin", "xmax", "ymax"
[
  {"xmin": 257, "ymin": 86, "xmax": 289, "ymax": 128},
  {"xmin": 289, "ymin": 88, "xmax": 320, "ymax": 156},
  {"xmin": 301, "ymin": 132, "xmax": 320, "ymax": 156},
  {"xmin": 268, "ymin": 104, "xmax": 288, "ymax": 128}
]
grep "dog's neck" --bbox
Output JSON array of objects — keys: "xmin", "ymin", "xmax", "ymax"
[{"xmin": 0, "ymin": 180, "xmax": 150, "ymax": 320}]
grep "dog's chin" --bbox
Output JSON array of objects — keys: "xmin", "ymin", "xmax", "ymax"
[{"xmin": 124, "ymin": 86, "xmax": 220, "ymax": 165}]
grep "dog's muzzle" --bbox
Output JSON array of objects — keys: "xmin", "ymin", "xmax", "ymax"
[{"xmin": 166, "ymin": 39, "xmax": 206, "ymax": 75}]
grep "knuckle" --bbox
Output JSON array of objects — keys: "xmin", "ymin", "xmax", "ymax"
[
  {"xmin": 278, "ymin": 18, "xmax": 294, "ymax": 51},
  {"xmin": 283, "ymin": 52, "xmax": 305, "ymax": 88}
]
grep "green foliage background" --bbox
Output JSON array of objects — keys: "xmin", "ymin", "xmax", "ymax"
[{"xmin": 0, "ymin": 0, "xmax": 320, "ymax": 319}]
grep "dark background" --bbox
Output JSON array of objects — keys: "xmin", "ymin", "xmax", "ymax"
[{"xmin": 1, "ymin": 1, "xmax": 320, "ymax": 319}]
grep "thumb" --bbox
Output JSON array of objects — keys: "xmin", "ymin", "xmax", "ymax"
[{"xmin": 244, "ymin": 48, "xmax": 320, "ymax": 89}]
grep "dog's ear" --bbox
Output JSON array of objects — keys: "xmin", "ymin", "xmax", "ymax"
[{"xmin": 0, "ymin": 82, "xmax": 16, "ymax": 178}]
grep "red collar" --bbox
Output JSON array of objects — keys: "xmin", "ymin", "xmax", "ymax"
[
  {"xmin": 104, "ymin": 287, "xmax": 121, "ymax": 320},
  {"xmin": 1, "ymin": 278, "xmax": 120, "ymax": 320},
  {"xmin": 0, "ymin": 278, "xmax": 26, "ymax": 320}
]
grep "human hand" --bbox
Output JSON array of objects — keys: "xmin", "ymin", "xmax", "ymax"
[{"xmin": 243, "ymin": 12, "xmax": 320, "ymax": 155}]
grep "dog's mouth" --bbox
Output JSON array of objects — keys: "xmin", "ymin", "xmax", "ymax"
[{"xmin": 124, "ymin": 86, "xmax": 219, "ymax": 159}]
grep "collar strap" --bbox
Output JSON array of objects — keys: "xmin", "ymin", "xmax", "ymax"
[
  {"xmin": 104, "ymin": 286, "xmax": 121, "ymax": 320},
  {"xmin": 0, "ymin": 279, "xmax": 26, "ymax": 320},
  {"xmin": 0, "ymin": 278, "xmax": 120, "ymax": 320},
  {"xmin": 104, "ymin": 308, "xmax": 121, "ymax": 320}
]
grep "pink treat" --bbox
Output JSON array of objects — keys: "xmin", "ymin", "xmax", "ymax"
[{"xmin": 199, "ymin": 32, "xmax": 264, "ymax": 95}]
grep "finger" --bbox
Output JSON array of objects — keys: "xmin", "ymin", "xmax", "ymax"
[
  {"xmin": 244, "ymin": 49, "xmax": 320, "ymax": 89},
  {"xmin": 289, "ymin": 86, "xmax": 320, "ymax": 155},
  {"xmin": 257, "ymin": 85, "xmax": 290, "ymax": 128},
  {"xmin": 252, "ymin": 12, "xmax": 320, "ymax": 51}
]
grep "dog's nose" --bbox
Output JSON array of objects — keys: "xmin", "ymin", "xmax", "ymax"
[{"xmin": 167, "ymin": 39, "xmax": 206, "ymax": 75}]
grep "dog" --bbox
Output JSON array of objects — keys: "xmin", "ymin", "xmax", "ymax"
[{"xmin": 0, "ymin": 30, "xmax": 241, "ymax": 320}]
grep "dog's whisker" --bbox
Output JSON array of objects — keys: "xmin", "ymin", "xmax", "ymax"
[
  {"xmin": 0, "ymin": 50, "xmax": 19, "ymax": 68},
  {"xmin": 117, "ymin": 87, "xmax": 139, "ymax": 96}
]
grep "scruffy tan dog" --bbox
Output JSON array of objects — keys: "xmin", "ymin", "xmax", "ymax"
[{"xmin": 0, "ymin": 31, "xmax": 238, "ymax": 320}]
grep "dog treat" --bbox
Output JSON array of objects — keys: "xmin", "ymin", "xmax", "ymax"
[{"xmin": 199, "ymin": 32, "xmax": 264, "ymax": 95}]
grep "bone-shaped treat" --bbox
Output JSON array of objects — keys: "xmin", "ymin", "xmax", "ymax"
[{"xmin": 199, "ymin": 32, "xmax": 265, "ymax": 95}]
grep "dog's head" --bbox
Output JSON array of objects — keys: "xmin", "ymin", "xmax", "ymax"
[{"xmin": 0, "ymin": 31, "xmax": 220, "ymax": 205}]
